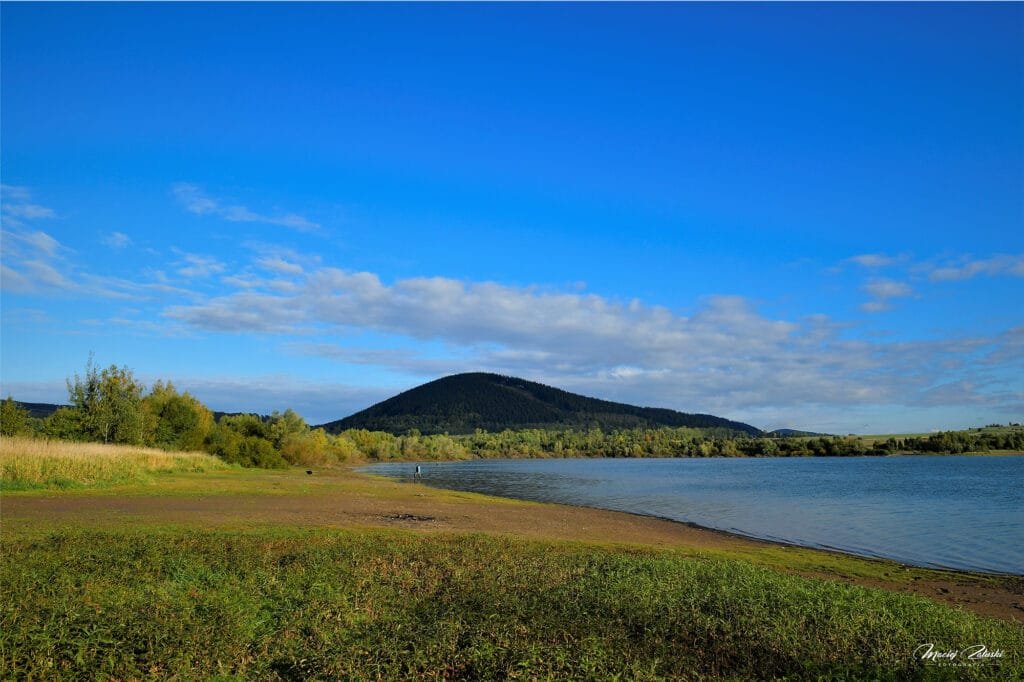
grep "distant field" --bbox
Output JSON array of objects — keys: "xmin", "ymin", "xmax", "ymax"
[
  {"xmin": 770, "ymin": 425, "xmax": 1024, "ymax": 453},
  {"xmin": 858, "ymin": 425, "xmax": 1024, "ymax": 448},
  {"xmin": 0, "ymin": 437, "xmax": 230, "ymax": 490}
]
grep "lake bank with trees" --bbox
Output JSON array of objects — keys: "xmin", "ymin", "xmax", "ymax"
[{"xmin": 3, "ymin": 361, "xmax": 1022, "ymax": 476}]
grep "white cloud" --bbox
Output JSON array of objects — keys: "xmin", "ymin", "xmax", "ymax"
[
  {"xmin": 172, "ymin": 183, "xmax": 320, "ymax": 232},
  {"xmin": 0, "ymin": 198, "xmax": 197, "ymax": 301},
  {"xmin": 19, "ymin": 260, "xmax": 72, "ymax": 289},
  {"xmin": 26, "ymin": 231, "xmax": 60, "ymax": 255},
  {"xmin": 0, "ymin": 264, "xmax": 34, "ymax": 293},
  {"xmin": 2, "ymin": 191, "xmax": 60, "ymax": 262},
  {"xmin": 103, "ymin": 231, "xmax": 132, "ymax": 249},
  {"xmin": 859, "ymin": 277, "xmax": 913, "ymax": 313},
  {"xmin": 164, "ymin": 260, "xmax": 1023, "ymax": 420},
  {"xmin": 221, "ymin": 275, "xmax": 263, "ymax": 289},
  {"xmin": 7, "ymin": 223, "xmax": 1023, "ymax": 428},
  {"xmin": 0, "ymin": 185, "xmax": 32, "ymax": 201},
  {"xmin": 843, "ymin": 252, "xmax": 1024, "ymax": 315},
  {"xmin": 176, "ymin": 253, "xmax": 226, "ymax": 279},
  {"xmin": 171, "ymin": 183, "xmax": 219, "ymax": 214},
  {"xmin": 1, "ymin": 226, "xmax": 73, "ymax": 295},
  {"xmin": 859, "ymin": 300, "xmax": 891, "ymax": 313},
  {"xmin": 255, "ymin": 256, "xmax": 304, "ymax": 275},
  {"xmin": 3, "ymin": 203, "xmax": 55, "ymax": 219},
  {"xmin": 3, "ymin": 229, "xmax": 61, "ymax": 257},
  {"xmin": 862, "ymin": 278, "xmax": 913, "ymax": 299},
  {"xmin": 1, "ymin": 185, "xmax": 56, "ymax": 228},
  {"xmin": 848, "ymin": 253, "xmax": 895, "ymax": 268},
  {"xmin": 927, "ymin": 254, "xmax": 1024, "ymax": 282}
]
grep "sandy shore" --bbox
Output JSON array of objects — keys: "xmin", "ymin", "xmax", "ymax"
[{"xmin": 3, "ymin": 468, "xmax": 1022, "ymax": 622}]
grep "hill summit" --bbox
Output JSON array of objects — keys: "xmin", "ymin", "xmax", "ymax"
[{"xmin": 320, "ymin": 373, "xmax": 762, "ymax": 436}]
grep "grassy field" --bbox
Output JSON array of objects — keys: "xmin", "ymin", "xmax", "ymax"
[
  {"xmin": 856, "ymin": 424, "xmax": 1024, "ymax": 448},
  {"xmin": 2, "ymin": 446, "xmax": 1022, "ymax": 679},
  {"xmin": 0, "ymin": 437, "xmax": 230, "ymax": 490},
  {"xmin": 2, "ymin": 526, "xmax": 1022, "ymax": 680}
]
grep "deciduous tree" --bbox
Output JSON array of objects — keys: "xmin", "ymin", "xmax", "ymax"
[{"xmin": 67, "ymin": 356, "xmax": 146, "ymax": 445}]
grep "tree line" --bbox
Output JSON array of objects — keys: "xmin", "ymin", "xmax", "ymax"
[
  {"xmin": 2, "ymin": 359, "xmax": 1021, "ymax": 467},
  {"xmin": 0, "ymin": 359, "xmax": 473, "ymax": 468}
]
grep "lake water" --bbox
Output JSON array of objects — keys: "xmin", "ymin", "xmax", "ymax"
[{"xmin": 365, "ymin": 456, "xmax": 1024, "ymax": 574}]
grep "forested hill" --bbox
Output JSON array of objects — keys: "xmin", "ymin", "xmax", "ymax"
[
  {"xmin": 12, "ymin": 400, "xmax": 265, "ymax": 424},
  {"xmin": 320, "ymin": 373, "xmax": 763, "ymax": 436},
  {"xmin": 13, "ymin": 401, "xmax": 64, "ymax": 419},
  {"xmin": 768, "ymin": 428, "xmax": 830, "ymax": 438}
]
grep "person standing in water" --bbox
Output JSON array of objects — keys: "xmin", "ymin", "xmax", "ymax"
[{"xmin": 414, "ymin": 465, "xmax": 422, "ymax": 479}]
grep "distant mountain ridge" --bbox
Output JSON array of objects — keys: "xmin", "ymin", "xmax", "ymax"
[
  {"xmin": 12, "ymin": 401, "xmax": 65, "ymax": 419},
  {"xmin": 10, "ymin": 400, "xmax": 264, "ymax": 423},
  {"xmin": 320, "ymin": 373, "xmax": 763, "ymax": 436},
  {"xmin": 767, "ymin": 428, "xmax": 831, "ymax": 438}
]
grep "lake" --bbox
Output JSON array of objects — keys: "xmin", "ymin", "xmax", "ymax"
[{"xmin": 365, "ymin": 455, "xmax": 1023, "ymax": 574}]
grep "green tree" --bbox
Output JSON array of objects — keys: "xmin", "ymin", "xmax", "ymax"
[
  {"xmin": 142, "ymin": 381, "xmax": 213, "ymax": 451},
  {"xmin": 218, "ymin": 413, "xmax": 269, "ymax": 440},
  {"xmin": 0, "ymin": 397, "xmax": 30, "ymax": 436},
  {"xmin": 42, "ymin": 407, "xmax": 87, "ymax": 441},
  {"xmin": 267, "ymin": 409, "xmax": 307, "ymax": 449},
  {"xmin": 204, "ymin": 422, "xmax": 243, "ymax": 462},
  {"xmin": 67, "ymin": 356, "xmax": 146, "ymax": 444},
  {"xmin": 281, "ymin": 428, "xmax": 332, "ymax": 466}
]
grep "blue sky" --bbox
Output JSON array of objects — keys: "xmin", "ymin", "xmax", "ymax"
[{"xmin": 2, "ymin": 3, "xmax": 1022, "ymax": 433}]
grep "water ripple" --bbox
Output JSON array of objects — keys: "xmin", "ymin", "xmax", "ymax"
[{"xmin": 365, "ymin": 455, "xmax": 1024, "ymax": 574}]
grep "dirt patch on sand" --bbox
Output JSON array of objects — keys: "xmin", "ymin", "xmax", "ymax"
[
  {"xmin": 4, "ymin": 474, "xmax": 1021, "ymax": 623},
  {"xmin": 381, "ymin": 512, "xmax": 438, "ymax": 525}
]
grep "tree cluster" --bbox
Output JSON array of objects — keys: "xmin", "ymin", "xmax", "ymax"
[
  {"xmin": 0, "ymin": 359, "xmax": 474, "ymax": 468},
  {"xmin": 873, "ymin": 429, "xmax": 1024, "ymax": 455}
]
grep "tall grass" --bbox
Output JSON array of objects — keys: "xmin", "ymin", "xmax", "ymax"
[{"xmin": 0, "ymin": 437, "xmax": 230, "ymax": 490}]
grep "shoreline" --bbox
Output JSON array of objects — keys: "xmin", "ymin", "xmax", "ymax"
[
  {"xmin": 360, "ymin": 470, "xmax": 1024, "ymax": 622},
  {"xmin": 4, "ymin": 466, "xmax": 1022, "ymax": 621},
  {"xmin": 360, "ymin": 458, "xmax": 1023, "ymax": 578}
]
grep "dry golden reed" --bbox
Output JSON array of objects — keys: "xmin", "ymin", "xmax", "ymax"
[{"xmin": 0, "ymin": 437, "xmax": 229, "ymax": 488}]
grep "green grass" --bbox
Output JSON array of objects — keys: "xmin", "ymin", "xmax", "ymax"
[
  {"xmin": 0, "ymin": 466, "xmax": 528, "ymax": 507},
  {"xmin": 2, "ymin": 527, "xmax": 1021, "ymax": 680},
  {"xmin": 2, "ymin": 464, "xmax": 1008, "ymax": 593}
]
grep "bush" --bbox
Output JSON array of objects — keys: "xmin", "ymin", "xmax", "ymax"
[
  {"xmin": 281, "ymin": 428, "xmax": 334, "ymax": 466},
  {"xmin": 42, "ymin": 407, "xmax": 88, "ymax": 441},
  {"xmin": 203, "ymin": 423, "xmax": 243, "ymax": 462},
  {"xmin": 0, "ymin": 398, "xmax": 30, "ymax": 437},
  {"xmin": 219, "ymin": 413, "xmax": 269, "ymax": 440},
  {"xmin": 236, "ymin": 436, "xmax": 288, "ymax": 469},
  {"xmin": 143, "ymin": 382, "xmax": 213, "ymax": 451}
]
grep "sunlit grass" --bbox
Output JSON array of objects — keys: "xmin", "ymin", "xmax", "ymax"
[
  {"xmin": 0, "ymin": 437, "xmax": 230, "ymax": 490},
  {"xmin": 3, "ymin": 460, "xmax": 1020, "ymax": 678},
  {"xmin": 2, "ymin": 527, "xmax": 1020, "ymax": 680}
]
